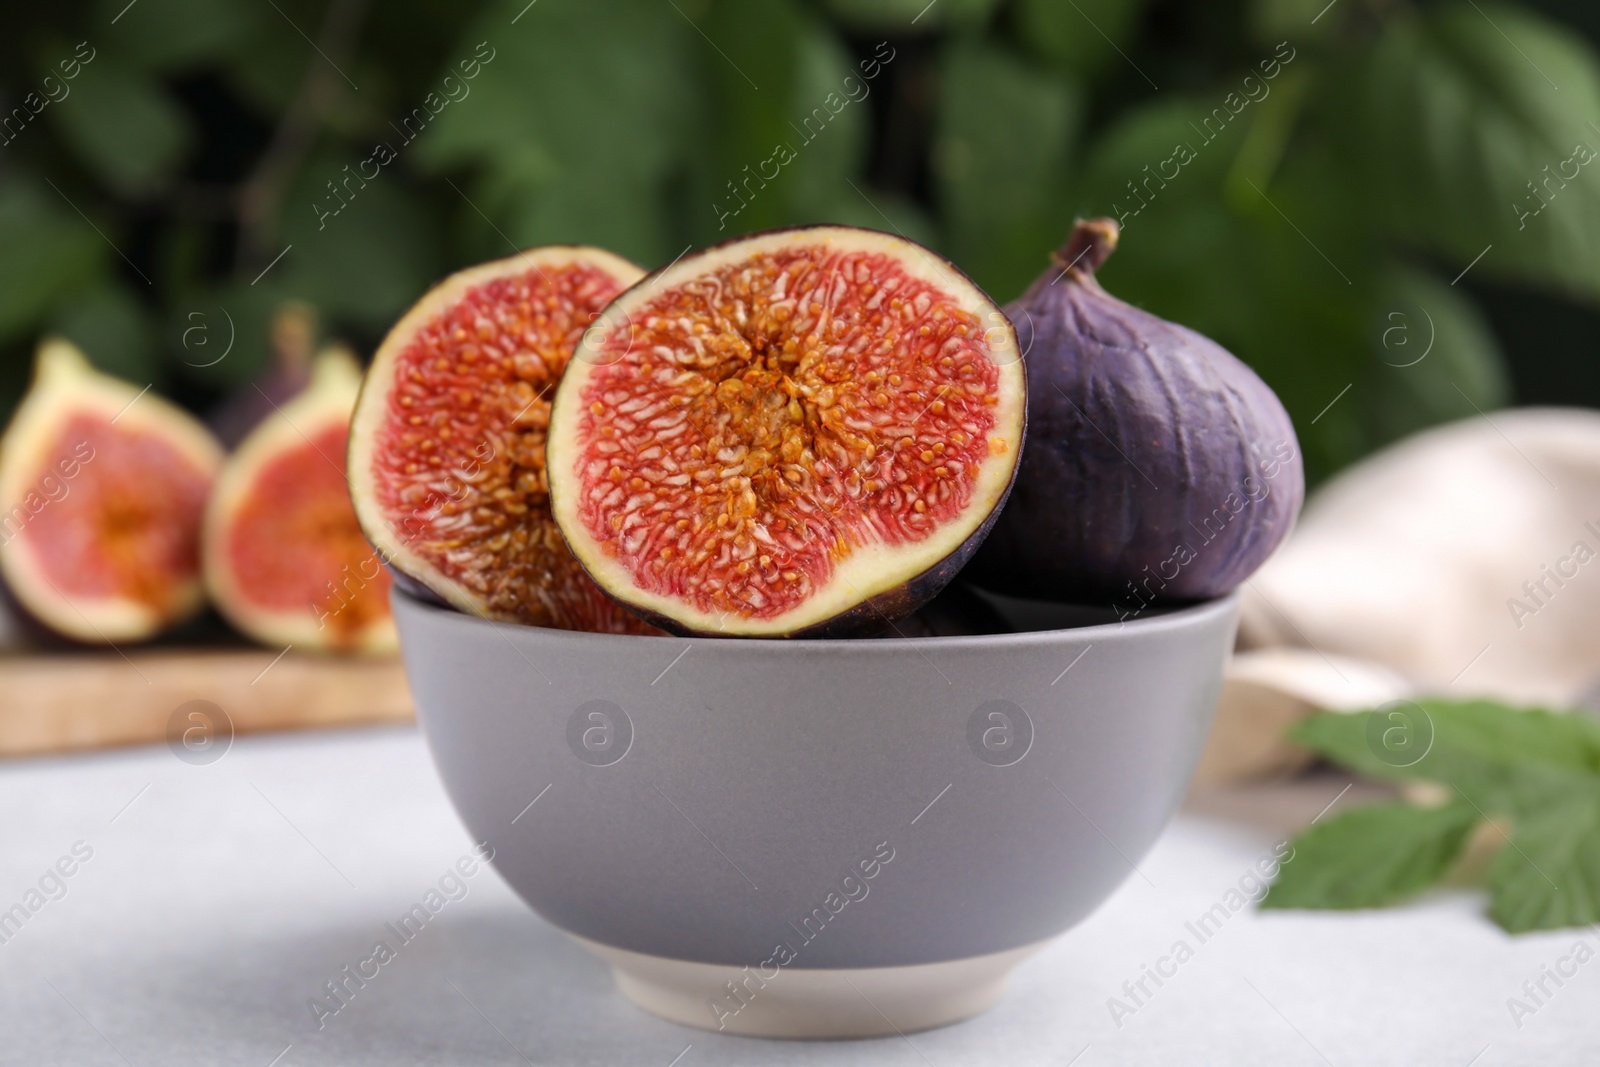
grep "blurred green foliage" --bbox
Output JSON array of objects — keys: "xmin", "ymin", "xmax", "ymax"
[{"xmin": 3, "ymin": 0, "xmax": 1599, "ymax": 482}]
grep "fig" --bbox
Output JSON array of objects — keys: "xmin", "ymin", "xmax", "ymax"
[
  {"xmin": 348, "ymin": 246, "xmax": 661, "ymax": 633},
  {"xmin": 204, "ymin": 346, "xmax": 397, "ymax": 653},
  {"xmin": 207, "ymin": 301, "xmax": 316, "ymax": 449},
  {"xmin": 882, "ymin": 583, "xmax": 1012, "ymax": 639},
  {"xmin": 0, "ymin": 339, "xmax": 223, "ymax": 643},
  {"xmin": 546, "ymin": 226, "xmax": 1027, "ymax": 638},
  {"xmin": 967, "ymin": 218, "xmax": 1303, "ymax": 608}
]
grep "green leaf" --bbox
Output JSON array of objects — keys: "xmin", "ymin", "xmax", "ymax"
[
  {"xmin": 165, "ymin": 282, "xmax": 283, "ymax": 391},
  {"xmin": 47, "ymin": 281, "xmax": 158, "ymax": 386},
  {"xmin": 773, "ymin": 26, "xmax": 874, "ymax": 228},
  {"xmin": 1248, "ymin": 0, "xmax": 1344, "ymax": 44},
  {"xmin": 1345, "ymin": 4, "xmax": 1600, "ymax": 304},
  {"xmin": 1072, "ymin": 92, "xmax": 1376, "ymax": 480},
  {"xmin": 0, "ymin": 175, "xmax": 106, "ymax": 343},
  {"xmin": 692, "ymin": 0, "xmax": 814, "ymax": 237},
  {"xmin": 1280, "ymin": 702, "xmax": 1600, "ymax": 931},
  {"xmin": 1363, "ymin": 264, "xmax": 1509, "ymax": 450},
  {"xmin": 415, "ymin": 0, "xmax": 697, "ymax": 265},
  {"xmin": 1291, "ymin": 702, "xmax": 1600, "ymax": 798},
  {"xmin": 822, "ymin": 0, "xmax": 1000, "ymax": 33},
  {"xmin": 1015, "ymin": 0, "xmax": 1149, "ymax": 82},
  {"xmin": 93, "ymin": 0, "xmax": 263, "ymax": 72},
  {"xmin": 225, "ymin": 17, "xmax": 312, "ymax": 114},
  {"xmin": 1261, "ymin": 801, "xmax": 1481, "ymax": 910},
  {"xmin": 670, "ymin": 1, "xmax": 884, "ymax": 241},
  {"xmin": 817, "ymin": 188, "xmax": 940, "ymax": 249},
  {"xmin": 277, "ymin": 151, "xmax": 442, "ymax": 329},
  {"xmin": 934, "ymin": 40, "xmax": 1079, "ymax": 299},
  {"xmin": 50, "ymin": 59, "xmax": 191, "ymax": 196},
  {"xmin": 1489, "ymin": 782, "xmax": 1600, "ymax": 933}
]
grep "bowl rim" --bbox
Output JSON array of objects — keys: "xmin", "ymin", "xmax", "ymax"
[{"xmin": 390, "ymin": 586, "xmax": 1240, "ymax": 653}]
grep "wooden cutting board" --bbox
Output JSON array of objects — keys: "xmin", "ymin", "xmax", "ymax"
[{"xmin": 0, "ymin": 648, "xmax": 414, "ymax": 757}]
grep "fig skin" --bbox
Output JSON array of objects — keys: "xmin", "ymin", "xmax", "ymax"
[
  {"xmin": 966, "ymin": 218, "xmax": 1303, "ymax": 609},
  {"xmin": 207, "ymin": 302, "xmax": 316, "ymax": 449},
  {"xmin": 866, "ymin": 582, "xmax": 1013, "ymax": 639}
]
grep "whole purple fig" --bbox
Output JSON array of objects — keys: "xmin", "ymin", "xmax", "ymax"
[
  {"xmin": 206, "ymin": 302, "xmax": 315, "ymax": 449},
  {"xmin": 966, "ymin": 218, "xmax": 1303, "ymax": 613}
]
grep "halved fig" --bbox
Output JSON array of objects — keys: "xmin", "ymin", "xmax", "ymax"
[
  {"xmin": 0, "ymin": 339, "xmax": 222, "ymax": 642},
  {"xmin": 348, "ymin": 246, "xmax": 661, "ymax": 633},
  {"xmin": 547, "ymin": 226, "xmax": 1027, "ymax": 638},
  {"xmin": 205, "ymin": 346, "xmax": 396, "ymax": 653},
  {"xmin": 874, "ymin": 583, "xmax": 1013, "ymax": 639}
]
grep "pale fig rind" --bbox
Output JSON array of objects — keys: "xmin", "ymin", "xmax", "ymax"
[
  {"xmin": 547, "ymin": 225, "xmax": 1027, "ymax": 638},
  {"xmin": 0, "ymin": 339, "xmax": 223, "ymax": 642}
]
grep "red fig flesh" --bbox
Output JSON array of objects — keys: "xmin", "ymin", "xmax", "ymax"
[
  {"xmin": 205, "ymin": 348, "xmax": 396, "ymax": 653},
  {"xmin": 348, "ymin": 247, "xmax": 660, "ymax": 633},
  {"xmin": 546, "ymin": 226, "xmax": 1027, "ymax": 637},
  {"xmin": 0, "ymin": 340, "xmax": 222, "ymax": 642}
]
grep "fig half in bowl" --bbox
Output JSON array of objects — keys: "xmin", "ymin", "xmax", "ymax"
[
  {"xmin": 348, "ymin": 245, "xmax": 659, "ymax": 634},
  {"xmin": 392, "ymin": 584, "xmax": 1237, "ymax": 1038},
  {"xmin": 546, "ymin": 225, "xmax": 1027, "ymax": 638}
]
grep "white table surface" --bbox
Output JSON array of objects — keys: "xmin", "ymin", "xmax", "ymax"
[{"xmin": 1, "ymin": 724, "xmax": 1593, "ymax": 1066}]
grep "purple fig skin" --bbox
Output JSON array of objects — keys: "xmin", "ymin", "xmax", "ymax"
[
  {"xmin": 965, "ymin": 218, "xmax": 1304, "ymax": 608},
  {"xmin": 206, "ymin": 303, "xmax": 316, "ymax": 449},
  {"xmin": 383, "ymin": 562, "xmax": 452, "ymax": 610},
  {"xmin": 865, "ymin": 582, "xmax": 1013, "ymax": 639},
  {"xmin": 207, "ymin": 362, "xmax": 312, "ymax": 449}
]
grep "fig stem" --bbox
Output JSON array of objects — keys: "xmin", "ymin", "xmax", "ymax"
[
  {"xmin": 269, "ymin": 301, "xmax": 317, "ymax": 374},
  {"xmin": 1051, "ymin": 218, "xmax": 1120, "ymax": 277}
]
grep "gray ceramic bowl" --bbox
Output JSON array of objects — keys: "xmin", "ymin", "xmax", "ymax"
[{"xmin": 394, "ymin": 587, "xmax": 1238, "ymax": 1038}]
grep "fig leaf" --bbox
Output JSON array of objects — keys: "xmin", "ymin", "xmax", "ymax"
[
  {"xmin": 1488, "ymin": 784, "xmax": 1600, "ymax": 933},
  {"xmin": 1261, "ymin": 801, "xmax": 1480, "ymax": 910},
  {"xmin": 414, "ymin": 0, "xmax": 697, "ymax": 264},
  {"xmin": 1015, "ymin": 0, "xmax": 1149, "ymax": 82},
  {"xmin": 1345, "ymin": 4, "xmax": 1600, "ymax": 304},
  {"xmin": 0, "ymin": 176, "xmax": 105, "ymax": 344},
  {"xmin": 50, "ymin": 58, "xmax": 191, "ymax": 196},
  {"xmin": 936, "ymin": 40, "xmax": 1080, "ymax": 300},
  {"xmin": 1269, "ymin": 701, "xmax": 1600, "ymax": 931},
  {"xmin": 1363, "ymin": 264, "xmax": 1509, "ymax": 451}
]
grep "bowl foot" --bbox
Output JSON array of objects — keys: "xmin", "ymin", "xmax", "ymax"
[{"xmin": 569, "ymin": 934, "xmax": 1051, "ymax": 1039}]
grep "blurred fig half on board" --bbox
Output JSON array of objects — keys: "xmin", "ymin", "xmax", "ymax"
[
  {"xmin": 0, "ymin": 339, "xmax": 222, "ymax": 643},
  {"xmin": 205, "ymin": 346, "xmax": 396, "ymax": 653}
]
